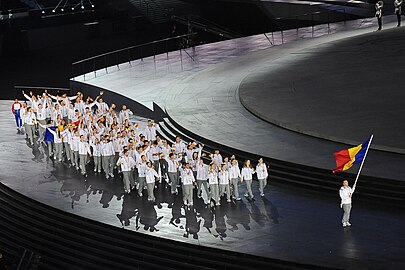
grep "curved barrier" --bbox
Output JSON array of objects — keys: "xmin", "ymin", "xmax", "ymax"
[{"xmin": 0, "ymin": 166, "xmax": 335, "ymax": 270}]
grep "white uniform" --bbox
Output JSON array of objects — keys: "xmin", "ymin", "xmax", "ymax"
[
  {"xmin": 219, "ymin": 170, "xmax": 231, "ymax": 201},
  {"xmin": 145, "ymin": 167, "xmax": 159, "ymax": 201},
  {"xmin": 340, "ymin": 185, "xmax": 355, "ymax": 226},
  {"xmin": 119, "ymin": 109, "xmax": 133, "ymax": 123},
  {"xmin": 78, "ymin": 140, "xmax": 91, "ymax": 175},
  {"xmin": 229, "ymin": 165, "xmax": 241, "ymax": 200},
  {"xmin": 241, "ymin": 167, "xmax": 255, "ymax": 198},
  {"xmin": 117, "ymin": 155, "xmax": 136, "ymax": 193},
  {"xmin": 208, "ymin": 170, "xmax": 220, "ymax": 204},
  {"xmin": 256, "ymin": 163, "xmax": 269, "ymax": 196},
  {"xmin": 181, "ymin": 167, "xmax": 195, "ymax": 205}
]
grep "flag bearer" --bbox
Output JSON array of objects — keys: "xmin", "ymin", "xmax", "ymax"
[{"xmin": 339, "ymin": 179, "xmax": 355, "ymax": 227}]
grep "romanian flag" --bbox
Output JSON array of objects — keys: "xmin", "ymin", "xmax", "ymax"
[
  {"xmin": 332, "ymin": 136, "xmax": 372, "ymax": 173},
  {"xmin": 72, "ymin": 119, "xmax": 82, "ymax": 128}
]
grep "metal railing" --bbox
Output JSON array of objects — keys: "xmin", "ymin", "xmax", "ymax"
[
  {"xmin": 71, "ymin": 7, "xmax": 369, "ymax": 79},
  {"xmin": 270, "ymin": 8, "xmax": 350, "ymax": 44},
  {"xmin": 71, "ymin": 33, "xmax": 197, "ymax": 80}
]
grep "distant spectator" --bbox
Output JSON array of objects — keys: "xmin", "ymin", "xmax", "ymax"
[
  {"xmin": 375, "ymin": 0, "xmax": 384, "ymax": 30},
  {"xmin": 394, "ymin": 0, "xmax": 402, "ymax": 27}
]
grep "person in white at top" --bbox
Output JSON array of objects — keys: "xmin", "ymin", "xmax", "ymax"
[
  {"xmin": 256, "ymin": 158, "xmax": 269, "ymax": 197},
  {"xmin": 22, "ymin": 90, "xmax": 39, "ymax": 112},
  {"xmin": 143, "ymin": 120, "xmax": 158, "ymax": 141},
  {"xmin": 212, "ymin": 150, "xmax": 222, "ymax": 169},
  {"xmin": 339, "ymin": 179, "xmax": 355, "ymax": 227},
  {"xmin": 74, "ymin": 96, "xmax": 86, "ymax": 114},
  {"xmin": 229, "ymin": 159, "xmax": 242, "ymax": 201},
  {"xmin": 58, "ymin": 100, "xmax": 69, "ymax": 122},
  {"xmin": 174, "ymin": 135, "xmax": 186, "ymax": 159},
  {"xmin": 241, "ymin": 160, "xmax": 255, "ymax": 200},
  {"xmin": 117, "ymin": 149, "xmax": 136, "ymax": 193},
  {"xmin": 119, "ymin": 105, "xmax": 133, "ymax": 123},
  {"xmin": 48, "ymin": 92, "xmax": 78, "ymax": 105},
  {"xmin": 95, "ymin": 97, "xmax": 109, "ymax": 114},
  {"xmin": 185, "ymin": 142, "xmax": 203, "ymax": 162},
  {"xmin": 145, "ymin": 161, "xmax": 159, "ymax": 201},
  {"xmin": 67, "ymin": 104, "xmax": 76, "ymax": 122}
]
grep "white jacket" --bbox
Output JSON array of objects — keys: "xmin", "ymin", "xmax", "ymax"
[
  {"xmin": 229, "ymin": 165, "xmax": 241, "ymax": 179},
  {"xmin": 208, "ymin": 171, "xmax": 219, "ymax": 185},
  {"xmin": 196, "ymin": 163, "xmax": 209, "ymax": 180},
  {"xmin": 100, "ymin": 141, "xmax": 115, "ymax": 156},
  {"xmin": 256, "ymin": 163, "xmax": 268, "ymax": 179},
  {"xmin": 219, "ymin": 171, "xmax": 230, "ymax": 185},
  {"xmin": 117, "ymin": 156, "xmax": 136, "ymax": 172},
  {"xmin": 146, "ymin": 167, "xmax": 159, "ymax": 184},
  {"xmin": 181, "ymin": 168, "xmax": 195, "ymax": 185},
  {"xmin": 78, "ymin": 141, "xmax": 91, "ymax": 155},
  {"xmin": 340, "ymin": 186, "xmax": 355, "ymax": 206},
  {"xmin": 241, "ymin": 167, "xmax": 255, "ymax": 181}
]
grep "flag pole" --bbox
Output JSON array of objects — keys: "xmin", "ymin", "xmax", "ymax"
[{"xmin": 353, "ymin": 134, "xmax": 374, "ymax": 189}]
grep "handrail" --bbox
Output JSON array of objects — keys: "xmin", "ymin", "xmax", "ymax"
[
  {"xmin": 72, "ymin": 33, "xmax": 195, "ymax": 65},
  {"xmin": 71, "ymin": 32, "xmax": 197, "ymax": 80},
  {"xmin": 274, "ymin": 8, "xmax": 346, "ymax": 21},
  {"xmin": 71, "ymin": 7, "xmax": 354, "ymax": 79}
]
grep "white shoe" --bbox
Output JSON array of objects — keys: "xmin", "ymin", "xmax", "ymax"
[
  {"xmin": 109, "ymin": 173, "xmax": 114, "ymax": 178},
  {"xmin": 343, "ymin": 222, "xmax": 347, "ymax": 227},
  {"xmin": 346, "ymin": 222, "xmax": 351, "ymax": 226},
  {"xmin": 94, "ymin": 169, "xmax": 97, "ymax": 172}
]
